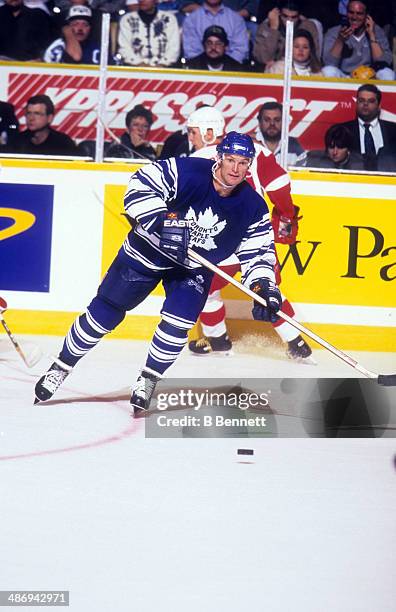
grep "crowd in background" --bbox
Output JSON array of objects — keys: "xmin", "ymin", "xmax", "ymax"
[
  {"xmin": 0, "ymin": 0, "xmax": 395, "ymax": 75},
  {"xmin": 1, "ymin": 83, "xmax": 396, "ymax": 172},
  {"xmin": 0, "ymin": 0, "xmax": 396, "ymax": 172}
]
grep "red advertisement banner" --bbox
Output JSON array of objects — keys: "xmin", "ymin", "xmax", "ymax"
[{"xmin": 5, "ymin": 67, "xmax": 396, "ymax": 149}]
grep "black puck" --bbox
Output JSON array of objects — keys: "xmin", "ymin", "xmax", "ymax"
[{"xmin": 237, "ymin": 448, "xmax": 254, "ymax": 456}]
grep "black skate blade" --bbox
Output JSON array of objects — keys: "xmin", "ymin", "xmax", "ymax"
[
  {"xmin": 131, "ymin": 408, "xmax": 149, "ymax": 419},
  {"xmin": 130, "ymin": 401, "xmax": 150, "ymax": 418}
]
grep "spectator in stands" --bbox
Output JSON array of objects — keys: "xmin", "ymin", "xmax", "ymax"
[
  {"xmin": 322, "ymin": 1, "xmax": 394, "ymax": 80},
  {"xmin": 106, "ymin": 104, "xmax": 157, "ymax": 160},
  {"xmin": 0, "ymin": 101, "xmax": 20, "ymax": 154},
  {"xmin": 180, "ymin": 0, "xmax": 258, "ymax": 35},
  {"xmin": 52, "ymin": 1, "xmax": 104, "ymax": 41},
  {"xmin": 0, "ymin": 0, "xmax": 53, "ymax": 61},
  {"xmin": 182, "ymin": 0, "xmax": 249, "ymax": 63},
  {"xmin": 186, "ymin": 24, "xmax": 243, "ymax": 70},
  {"xmin": 253, "ymin": 1, "xmax": 320, "ymax": 70},
  {"xmin": 335, "ymin": 83, "xmax": 396, "ymax": 171},
  {"xmin": 255, "ymin": 101, "xmax": 304, "ymax": 166},
  {"xmin": 296, "ymin": 124, "xmax": 365, "ymax": 170},
  {"xmin": 256, "ymin": 1, "xmax": 344, "ymax": 30},
  {"xmin": 160, "ymin": 129, "xmax": 189, "ymax": 158},
  {"xmin": 117, "ymin": 0, "xmax": 180, "ymax": 66},
  {"xmin": 266, "ymin": 28, "xmax": 323, "ymax": 75},
  {"xmin": 44, "ymin": 5, "xmax": 103, "ymax": 63},
  {"xmin": 18, "ymin": 94, "xmax": 78, "ymax": 156},
  {"xmin": 339, "ymin": 0, "xmax": 396, "ymax": 40}
]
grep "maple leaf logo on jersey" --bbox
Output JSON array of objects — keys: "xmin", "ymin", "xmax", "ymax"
[{"xmin": 185, "ymin": 207, "xmax": 227, "ymax": 251}]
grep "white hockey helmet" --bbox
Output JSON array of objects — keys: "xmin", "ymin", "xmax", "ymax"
[{"xmin": 186, "ymin": 106, "xmax": 225, "ymax": 144}]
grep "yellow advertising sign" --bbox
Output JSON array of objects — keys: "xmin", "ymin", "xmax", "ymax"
[
  {"xmin": 102, "ymin": 181, "xmax": 395, "ymax": 310},
  {"xmin": 101, "ymin": 184, "xmax": 165, "ymax": 297},
  {"xmin": 101, "ymin": 184, "xmax": 130, "ymax": 275},
  {"xmin": 277, "ymin": 195, "xmax": 396, "ymax": 307}
]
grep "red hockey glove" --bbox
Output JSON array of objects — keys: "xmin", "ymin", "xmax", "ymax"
[
  {"xmin": 0, "ymin": 296, "xmax": 7, "ymax": 313},
  {"xmin": 271, "ymin": 205, "xmax": 301, "ymax": 244}
]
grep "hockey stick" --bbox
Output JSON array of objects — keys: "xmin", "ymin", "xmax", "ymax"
[
  {"xmin": 187, "ymin": 248, "xmax": 396, "ymax": 386},
  {"xmin": 0, "ymin": 303, "xmax": 42, "ymax": 368}
]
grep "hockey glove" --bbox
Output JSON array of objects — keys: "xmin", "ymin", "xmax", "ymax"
[
  {"xmin": 250, "ymin": 279, "xmax": 282, "ymax": 323},
  {"xmin": 271, "ymin": 205, "xmax": 301, "ymax": 244},
  {"xmin": 159, "ymin": 212, "xmax": 190, "ymax": 264}
]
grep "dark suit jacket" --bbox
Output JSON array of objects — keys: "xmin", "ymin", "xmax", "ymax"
[
  {"xmin": 0, "ymin": 101, "xmax": 19, "ymax": 152},
  {"xmin": 337, "ymin": 119, "xmax": 396, "ymax": 155}
]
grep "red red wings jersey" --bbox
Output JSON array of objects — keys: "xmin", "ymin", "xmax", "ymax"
[{"xmin": 190, "ymin": 142, "xmax": 294, "ymax": 219}]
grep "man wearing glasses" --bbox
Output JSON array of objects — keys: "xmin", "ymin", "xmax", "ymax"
[{"xmin": 18, "ymin": 95, "xmax": 78, "ymax": 157}]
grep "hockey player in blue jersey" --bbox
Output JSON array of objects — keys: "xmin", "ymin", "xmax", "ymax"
[{"xmin": 34, "ymin": 132, "xmax": 282, "ymax": 416}]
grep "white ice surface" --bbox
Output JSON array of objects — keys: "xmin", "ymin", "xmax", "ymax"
[{"xmin": 0, "ymin": 335, "xmax": 395, "ymax": 612}]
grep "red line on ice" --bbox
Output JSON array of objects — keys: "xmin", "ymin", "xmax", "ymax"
[{"xmin": 0, "ymin": 419, "xmax": 139, "ymax": 462}]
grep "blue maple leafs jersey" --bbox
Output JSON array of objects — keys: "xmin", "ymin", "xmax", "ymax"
[{"xmin": 123, "ymin": 157, "xmax": 276, "ymax": 287}]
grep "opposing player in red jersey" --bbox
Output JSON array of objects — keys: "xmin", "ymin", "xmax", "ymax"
[{"xmin": 186, "ymin": 106, "xmax": 314, "ymax": 362}]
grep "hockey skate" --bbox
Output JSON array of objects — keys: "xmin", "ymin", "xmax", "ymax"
[
  {"xmin": 188, "ymin": 333, "xmax": 232, "ymax": 356},
  {"xmin": 130, "ymin": 368, "xmax": 161, "ymax": 417},
  {"xmin": 286, "ymin": 335, "xmax": 316, "ymax": 364},
  {"xmin": 34, "ymin": 359, "xmax": 72, "ymax": 403}
]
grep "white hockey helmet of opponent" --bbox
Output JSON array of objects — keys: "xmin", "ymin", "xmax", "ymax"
[{"xmin": 186, "ymin": 106, "xmax": 225, "ymax": 145}]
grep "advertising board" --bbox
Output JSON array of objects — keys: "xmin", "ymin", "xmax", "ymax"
[
  {"xmin": 2, "ymin": 64, "xmax": 395, "ymax": 151},
  {"xmin": 0, "ymin": 160, "xmax": 394, "ymax": 349}
]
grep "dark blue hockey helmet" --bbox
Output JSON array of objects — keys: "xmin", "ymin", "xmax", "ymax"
[{"xmin": 216, "ymin": 131, "xmax": 255, "ymax": 161}]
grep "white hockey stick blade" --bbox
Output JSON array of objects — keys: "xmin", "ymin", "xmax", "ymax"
[
  {"xmin": 0, "ymin": 315, "xmax": 42, "ymax": 368},
  {"xmin": 22, "ymin": 344, "xmax": 43, "ymax": 368}
]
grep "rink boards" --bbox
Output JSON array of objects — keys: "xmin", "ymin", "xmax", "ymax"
[{"xmin": 0, "ymin": 159, "xmax": 395, "ymax": 351}]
